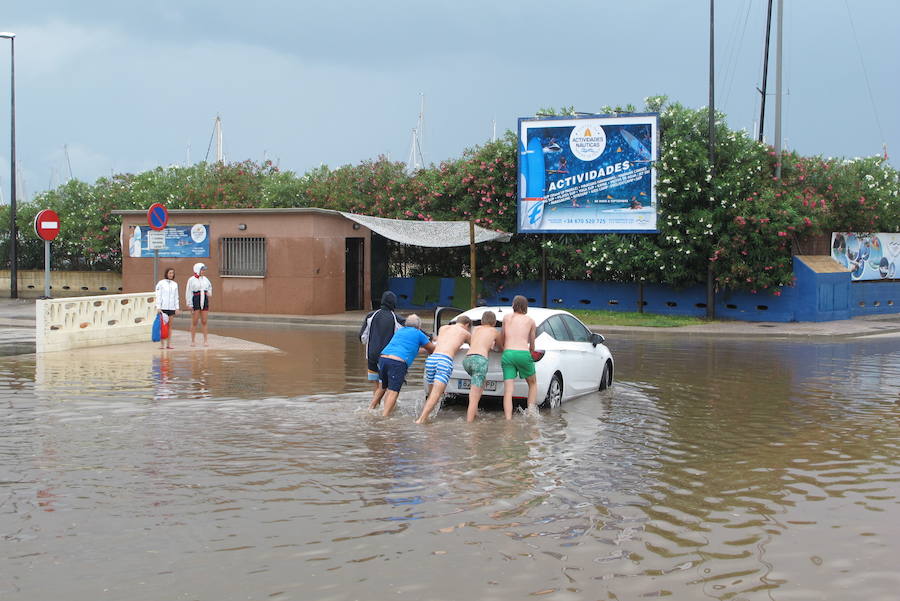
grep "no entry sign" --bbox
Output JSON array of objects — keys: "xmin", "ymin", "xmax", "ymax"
[
  {"xmin": 34, "ymin": 209, "xmax": 61, "ymax": 241},
  {"xmin": 147, "ymin": 203, "xmax": 169, "ymax": 231}
]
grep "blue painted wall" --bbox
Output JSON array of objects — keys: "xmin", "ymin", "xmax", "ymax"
[
  {"xmin": 388, "ymin": 258, "xmax": 900, "ymax": 322},
  {"xmin": 793, "ymin": 256, "xmax": 851, "ymax": 322},
  {"xmin": 851, "ymin": 280, "xmax": 900, "ymax": 317}
]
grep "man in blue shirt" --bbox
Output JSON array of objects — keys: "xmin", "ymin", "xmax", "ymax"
[{"xmin": 370, "ymin": 314, "xmax": 435, "ymax": 416}]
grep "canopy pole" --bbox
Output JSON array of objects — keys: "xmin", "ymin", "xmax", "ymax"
[
  {"xmin": 469, "ymin": 219, "xmax": 477, "ymax": 308},
  {"xmin": 541, "ymin": 244, "xmax": 547, "ymax": 308}
]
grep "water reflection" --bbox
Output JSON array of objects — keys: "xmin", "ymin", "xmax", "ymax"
[{"xmin": 1, "ymin": 326, "xmax": 898, "ymax": 600}]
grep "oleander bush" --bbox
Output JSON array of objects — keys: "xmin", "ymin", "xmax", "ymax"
[{"xmin": 2, "ymin": 97, "xmax": 897, "ymax": 295}]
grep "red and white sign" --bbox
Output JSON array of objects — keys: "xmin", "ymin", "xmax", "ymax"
[
  {"xmin": 147, "ymin": 203, "xmax": 169, "ymax": 231},
  {"xmin": 34, "ymin": 209, "xmax": 61, "ymax": 241}
]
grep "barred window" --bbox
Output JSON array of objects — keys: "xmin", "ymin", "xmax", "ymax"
[{"xmin": 219, "ymin": 237, "xmax": 267, "ymax": 277}]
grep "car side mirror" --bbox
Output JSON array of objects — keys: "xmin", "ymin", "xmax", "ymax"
[{"xmin": 591, "ymin": 333, "xmax": 605, "ymax": 347}]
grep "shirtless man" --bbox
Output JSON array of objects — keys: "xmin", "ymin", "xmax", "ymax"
[
  {"xmin": 414, "ymin": 315, "xmax": 472, "ymax": 424},
  {"xmin": 463, "ymin": 311, "xmax": 503, "ymax": 422},
  {"xmin": 501, "ymin": 295, "xmax": 537, "ymax": 419}
]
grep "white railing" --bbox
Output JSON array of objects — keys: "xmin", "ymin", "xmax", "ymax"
[{"xmin": 36, "ymin": 292, "xmax": 157, "ymax": 353}]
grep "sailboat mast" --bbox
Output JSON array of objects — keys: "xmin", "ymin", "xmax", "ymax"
[
  {"xmin": 405, "ymin": 94, "xmax": 426, "ymax": 174},
  {"xmin": 215, "ymin": 115, "xmax": 224, "ymax": 163},
  {"xmin": 417, "ymin": 93, "xmax": 425, "ymax": 165}
]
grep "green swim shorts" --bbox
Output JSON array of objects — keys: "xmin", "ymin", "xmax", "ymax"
[
  {"xmin": 501, "ymin": 349, "xmax": 536, "ymax": 380},
  {"xmin": 462, "ymin": 353, "xmax": 489, "ymax": 388}
]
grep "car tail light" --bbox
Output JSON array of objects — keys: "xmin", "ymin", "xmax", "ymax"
[{"xmin": 530, "ymin": 350, "xmax": 545, "ymax": 362}]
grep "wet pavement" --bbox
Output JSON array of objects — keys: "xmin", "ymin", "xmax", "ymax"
[{"xmin": 2, "ymin": 297, "xmax": 899, "ymax": 359}]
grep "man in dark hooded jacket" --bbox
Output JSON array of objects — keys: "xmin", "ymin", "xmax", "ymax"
[{"xmin": 360, "ymin": 291, "xmax": 406, "ymax": 405}]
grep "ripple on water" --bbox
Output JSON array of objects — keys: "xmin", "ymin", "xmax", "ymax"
[{"xmin": 1, "ymin": 330, "xmax": 899, "ymax": 600}]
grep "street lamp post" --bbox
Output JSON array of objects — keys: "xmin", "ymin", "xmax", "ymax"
[{"xmin": 0, "ymin": 32, "xmax": 16, "ymax": 299}]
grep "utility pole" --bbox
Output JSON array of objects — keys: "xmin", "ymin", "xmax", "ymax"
[
  {"xmin": 706, "ymin": 0, "xmax": 716, "ymax": 319},
  {"xmin": 774, "ymin": 0, "xmax": 784, "ymax": 179},
  {"xmin": 758, "ymin": 0, "xmax": 774, "ymax": 142},
  {"xmin": 2, "ymin": 32, "xmax": 17, "ymax": 299}
]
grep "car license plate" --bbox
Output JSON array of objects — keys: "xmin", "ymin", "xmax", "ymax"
[{"xmin": 457, "ymin": 379, "xmax": 497, "ymax": 391}]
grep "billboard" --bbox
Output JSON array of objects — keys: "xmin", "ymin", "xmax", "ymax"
[
  {"xmin": 128, "ymin": 224, "xmax": 211, "ymax": 258},
  {"xmin": 517, "ymin": 113, "xmax": 658, "ymax": 233},
  {"xmin": 831, "ymin": 232, "xmax": 900, "ymax": 281}
]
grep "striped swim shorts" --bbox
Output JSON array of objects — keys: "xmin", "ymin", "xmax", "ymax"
[{"xmin": 424, "ymin": 352, "xmax": 455, "ymax": 385}]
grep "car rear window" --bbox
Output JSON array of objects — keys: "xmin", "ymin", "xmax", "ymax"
[
  {"xmin": 542, "ymin": 315, "xmax": 570, "ymax": 341},
  {"xmin": 559, "ymin": 314, "xmax": 592, "ymax": 342}
]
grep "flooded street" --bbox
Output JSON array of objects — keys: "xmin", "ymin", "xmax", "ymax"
[{"xmin": 2, "ymin": 324, "xmax": 899, "ymax": 601}]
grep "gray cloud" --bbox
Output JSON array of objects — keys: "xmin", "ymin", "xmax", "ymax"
[{"xmin": 0, "ymin": 0, "xmax": 896, "ymax": 201}]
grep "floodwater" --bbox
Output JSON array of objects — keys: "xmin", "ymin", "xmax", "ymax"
[{"xmin": 2, "ymin": 324, "xmax": 899, "ymax": 601}]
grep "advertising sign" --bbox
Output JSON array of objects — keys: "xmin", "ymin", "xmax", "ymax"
[
  {"xmin": 831, "ymin": 232, "xmax": 900, "ymax": 281},
  {"xmin": 517, "ymin": 113, "xmax": 658, "ymax": 233},
  {"xmin": 129, "ymin": 224, "xmax": 210, "ymax": 258}
]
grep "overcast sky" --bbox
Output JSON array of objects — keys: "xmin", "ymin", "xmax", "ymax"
[{"xmin": 0, "ymin": 0, "xmax": 897, "ymax": 202}]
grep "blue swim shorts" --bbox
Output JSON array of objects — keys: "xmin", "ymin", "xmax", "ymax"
[{"xmin": 424, "ymin": 352, "xmax": 454, "ymax": 386}]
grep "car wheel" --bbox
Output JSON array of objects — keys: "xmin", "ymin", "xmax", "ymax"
[
  {"xmin": 599, "ymin": 361, "xmax": 611, "ymax": 391},
  {"xmin": 543, "ymin": 373, "xmax": 563, "ymax": 409}
]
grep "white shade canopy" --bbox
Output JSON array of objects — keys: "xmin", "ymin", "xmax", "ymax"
[{"xmin": 339, "ymin": 212, "xmax": 511, "ymax": 248}]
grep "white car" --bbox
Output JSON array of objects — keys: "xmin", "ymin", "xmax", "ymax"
[{"xmin": 431, "ymin": 306, "xmax": 614, "ymax": 409}]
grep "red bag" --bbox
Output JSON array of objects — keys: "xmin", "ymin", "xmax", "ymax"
[{"xmin": 160, "ymin": 314, "xmax": 170, "ymax": 339}]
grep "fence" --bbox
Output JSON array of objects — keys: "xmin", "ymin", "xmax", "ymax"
[
  {"xmin": 36, "ymin": 292, "xmax": 156, "ymax": 353},
  {"xmin": 0, "ymin": 270, "xmax": 123, "ymax": 298}
]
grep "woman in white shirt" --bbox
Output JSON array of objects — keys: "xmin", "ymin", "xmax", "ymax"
[
  {"xmin": 154, "ymin": 267, "xmax": 179, "ymax": 349},
  {"xmin": 185, "ymin": 262, "xmax": 213, "ymax": 346}
]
